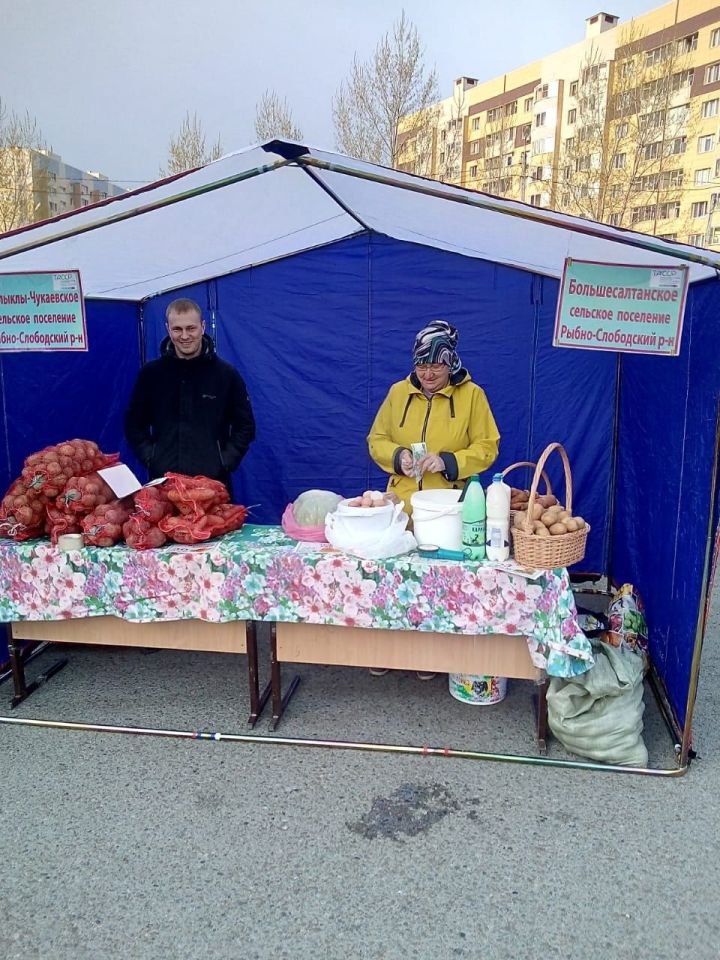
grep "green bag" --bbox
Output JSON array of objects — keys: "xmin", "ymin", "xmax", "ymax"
[{"xmin": 547, "ymin": 640, "xmax": 648, "ymax": 767}]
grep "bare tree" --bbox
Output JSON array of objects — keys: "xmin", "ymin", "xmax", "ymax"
[
  {"xmin": 160, "ymin": 111, "xmax": 223, "ymax": 177},
  {"xmin": 555, "ymin": 26, "xmax": 696, "ymax": 235},
  {"xmin": 254, "ymin": 90, "xmax": 303, "ymax": 141},
  {"xmin": 333, "ymin": 10, "xmax": 439, "ymax": 168},
  {"xmin": 0, "ymin": 99, "xmax": 45, "ymax": 232},
  {"xmin": 478, "ymin": 98, "xmax": 525, "ymax": 196}
]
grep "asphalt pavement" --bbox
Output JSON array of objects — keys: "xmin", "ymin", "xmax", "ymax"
[{"xmin": 1, "ymin": 596, "xmax": 718, "ymax": 960}]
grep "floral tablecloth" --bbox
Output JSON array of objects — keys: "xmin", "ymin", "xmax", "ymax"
[{"xmin": 0, "ymin": 524, "xmax": 593, "ymax": 678}]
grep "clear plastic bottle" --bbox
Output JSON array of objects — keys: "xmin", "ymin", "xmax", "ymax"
[
  {"xmin": 485, "ymin": 473, "xmax": 511, "ymax": 561},
  {"xmin": 462, "ymin": 474, "xmax": 486, "ymax": 560}
]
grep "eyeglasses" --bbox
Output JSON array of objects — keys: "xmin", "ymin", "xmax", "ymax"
[{"xmin": 415, "ymin": 363, "xmax": 447, "ymax": 373}]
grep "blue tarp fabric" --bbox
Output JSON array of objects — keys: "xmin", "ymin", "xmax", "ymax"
[{"xmin": 2, "ymin": 231, "xmax": 718, "ymax": 729}]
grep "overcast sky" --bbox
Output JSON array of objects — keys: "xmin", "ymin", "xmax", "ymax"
[{"xmin": 2, "ymin": 0, "xmax": 656, "ymax": 187}]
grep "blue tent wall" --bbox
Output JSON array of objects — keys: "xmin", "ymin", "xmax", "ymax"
[
  {"xmin": 612, "ymin": 278, "xmax": 720, "ymax": 726},
  {"xmin": 141, "ymin": 233, "xmax": 616, "ymax": 570},
  {"xmin": 0, "ymin": 298, "xmax": 140, "ymax": 492}
]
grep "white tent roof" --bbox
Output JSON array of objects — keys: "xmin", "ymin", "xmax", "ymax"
[{"xmin": 0, "ymin": 140, "xmax": 718, "ymax": 300}]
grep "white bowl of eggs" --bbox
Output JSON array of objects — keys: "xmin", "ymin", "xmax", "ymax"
[{"xmin": 328, "ymin": 490, "xmax": 398, "ymax": 542}]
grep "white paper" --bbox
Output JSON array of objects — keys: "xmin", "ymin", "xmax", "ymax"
[{"xmin": 97, "ymin": 463, "xmax": 143, "ymax": 498}]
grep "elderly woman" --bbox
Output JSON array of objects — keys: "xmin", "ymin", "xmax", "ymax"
[{"xmin": 368, "ymin": 320, "xmax": 500, "ymax": 519}]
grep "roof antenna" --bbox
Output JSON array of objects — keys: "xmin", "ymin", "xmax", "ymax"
[{"xmin": 262, "ymin": 140, "xmax": 310, "ymax": 161}]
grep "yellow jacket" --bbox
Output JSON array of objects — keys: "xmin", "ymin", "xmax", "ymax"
[{"xmin": 367, "ymin": 372, "xmax": 500, "ymax": 514}]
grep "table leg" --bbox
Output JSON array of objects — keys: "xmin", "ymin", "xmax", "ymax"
[
  {"xmin": 270, "ymin": 623, "xmax": 300, "ymax": 731},
  {"xmin": 7, "ymin": 627, "xmax": 68, "ymax": 709},
  {"xmin": 533, "ymin": 676, "xmax": 549, "ymax": 755},
  {"xmin": 245, "ymin": 621, "xmax": 270, "ymax": 728}
]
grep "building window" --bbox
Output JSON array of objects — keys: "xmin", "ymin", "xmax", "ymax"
[
  {"xmin": 646, "ymin": 43, "xmax": 672, "ymax": 67},
  {"xmin": 607, "ymin": 213, "xmax": 621, "ymax": 226},
  {"xmin": 631, "ymin": 205, "xmax": 656, "ymax": 224},
  {"xmin": 504, "ymin": 100, "xmax": 518, "ymax": 116},
  {"xmin": 657, "ymin": 201, "xmax": 680, "ymax": 220},
  {"xmin": 705, "ymin": 62, "xmax": 720, "ymax": 84},
  {"xmin": 613, "ymin": 153, "xmax": 627, "ymax": 169},
  {"xmin": 524, "ymin": 96, "xmax": 533, "ymax": 112},
  {"xmin": 569, "ymin": 81, "xmax": 578, "ymax": 98},
  {"xmin": 567, "ymin": 108, "xmax": 577, "ymax": 124},
  {"xmin": 616, "ymin": 122, "xmax": 629, "ymax": 139},
  {"xmin": 471, "ymin": 116, "xmax": 480, "ymax": 130},
  {"xmin": 658, "ymin": 233, "xmax": 678, "ymax": 241},
  {"xmin": 668, "ymin": 136, "xmax": 687, "ymax": 155},
  {"xmin": 529, "ymin": 195, "xmax": 542, "ymax": 207},
  {"xmin": 677, "ymin": 33, "xmax": 698, "ymax": 54},
  {"xmin": 691, "ymin": 200, "xmax": 709, "ymax": 217},
  {"xmin": 565, "ymin": 136, "xmax": 575, "ymax": 151},
  {"xmin": 535, "ymin": 112, "xmax": 547, "ymax": 128},
  {"xmin": 487, "ymin": 107, "xmax": 500, "ymax": 123},
  {"xmin": 698, "ymin": 134, "xmax": 716, "ymax": 153},
  {"xmin": 671, "ymin": 69, "xmax": 694, "ymax": 92},
  {"xmin": 642, "ymin": 141, "xmax": 662, "ymax": 160},
  {"xmin": 536, "ymin": 83, "xmax": 549, "ymax": 101},
  {"xmin": 702, "ymin": 98, "xmax": 720, "ymax": 118},
  {"xmin": 715, "ymin": 158, "xmax": 720, "ymax": 178},
  {"xmin": 469, "ymin": 164, "xmax": 478, "ymax": 178},
  {"xmin": 688, "ymin": 233, "xmax": 704, "ymax": 246},
  {"xmin": 711, "ymin": 227, "xmax": 720, "ymax": 245},
  {"xmin": 695, "ymin": 168, "xmax": 712, "ymax": 184},
  {"xmin": 470, "ymin": 140, "xmax": 481, "ymax": 155},
  {"xmin": 711, "ymin": 27, "xmax": 720, "ymax": 48}
]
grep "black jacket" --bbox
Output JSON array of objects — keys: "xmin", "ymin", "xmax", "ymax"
[{"xmin": 124, "ymin": 335, "xmax": 255, "ymax": 486}]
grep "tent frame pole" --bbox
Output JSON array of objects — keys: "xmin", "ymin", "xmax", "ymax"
[
  {"xmin": 677, "ymin": 401, "xmax": 720, "ymax": 766},
  {"xmin": 0, "ymin": 715, "xmax": 689, "ymax": 778}
]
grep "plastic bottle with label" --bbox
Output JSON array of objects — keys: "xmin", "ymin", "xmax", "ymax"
[
  {"xmin": 485, "ymin": 473, "xmax": 511, "ymax": 561},
  {"xmin": 462, "ymin": 474, "xmax": 486, "ymax": 560}
]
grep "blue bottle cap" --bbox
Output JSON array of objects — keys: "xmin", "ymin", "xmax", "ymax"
[{"xmin": 493, "ymin": 473, "xmax": 503, "ymax": 482}]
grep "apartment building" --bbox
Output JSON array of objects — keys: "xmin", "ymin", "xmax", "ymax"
[
  {"xmin": 407, "ymin": 0, "xmax": 720, "ymax": 249},
  {"xmin": 0, "ymin": 148, "xmax": 125, "ymax": 234}
]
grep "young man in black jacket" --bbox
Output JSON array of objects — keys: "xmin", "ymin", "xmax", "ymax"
[{"xmin": 124, "ymin": 298, "xmax": 255, "ymax": 494}]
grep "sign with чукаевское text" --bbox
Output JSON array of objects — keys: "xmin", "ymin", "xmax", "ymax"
[
  {"xmin": 553, "ymin": 259, "xmax": 688, "ymax": 357},
  {"xmin": 0, "ymin": 270, "xmax": 87, "ymax": 352}
]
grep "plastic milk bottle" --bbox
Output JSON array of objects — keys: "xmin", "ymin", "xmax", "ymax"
[
  {"xmin": 485, "ymin": 473, "xmax": 511, "ymax": 561},
  {"xmin": 462, "ymin": 475, "xmax": 486, "ymax": 560}
]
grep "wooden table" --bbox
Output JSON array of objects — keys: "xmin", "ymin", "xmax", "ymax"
[
  {"xmin": 270, "ymin": 622, "xmax": 549, "ymax": 752},
  {"xmin": 7, "ymin": 616, "xmax": 269, "ymax": 726}
]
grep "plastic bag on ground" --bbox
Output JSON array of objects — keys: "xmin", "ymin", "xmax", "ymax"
[{"xmin": 547, "ymin": 639, "xmax": 648, "ymax": 767}]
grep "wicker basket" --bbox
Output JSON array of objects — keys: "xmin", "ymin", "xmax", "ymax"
[
  {"xmin": 502, "ymin": 460, "xmax": 554, "ymax": 527},
  {"xmin": 510, "ymin": 442, "xmax": 589, "ymax": 569}
]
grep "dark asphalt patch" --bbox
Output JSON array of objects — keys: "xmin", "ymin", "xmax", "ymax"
[{"xmin": 347, "ymin": 782, "xmax": 461, "ymax": 841}]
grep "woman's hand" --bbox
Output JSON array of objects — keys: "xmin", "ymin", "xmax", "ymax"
[
  {"xmin": 399, "ymin": 449, "xmax": 414, "ymax": 477},
  {"xmin": 418, "ymin": 453, "xmax": 445, "ymax": 474}
]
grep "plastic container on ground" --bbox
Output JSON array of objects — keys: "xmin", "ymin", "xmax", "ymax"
[
  {"xmin": 486, "ymin": 473, "xmax": 511, "ymax": 562},
  {"xmin": 410, "ymin": 489, "xmax": 463, "ymax": 551},
  {"xmin": 448, "ymin": 673, "xmax": 508, "ymax": 705},
  {"xmin": 461, "ymin": 475, "xmax": 486, "ymax": 560}
]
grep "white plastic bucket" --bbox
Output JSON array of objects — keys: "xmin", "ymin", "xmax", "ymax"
[
  {"xmin": 410, "ymin": 489, "xmax": 463, "ymax": 551},
  {"xmin": 448, "ymin": 674, "xmax": 508, "ymax": 706}
]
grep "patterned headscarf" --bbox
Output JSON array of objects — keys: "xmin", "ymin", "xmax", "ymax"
[{"xmin": 412, "ymin": 320, "xmax": 462, "ymax": 376}]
